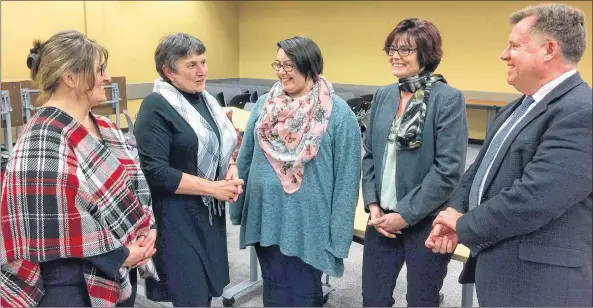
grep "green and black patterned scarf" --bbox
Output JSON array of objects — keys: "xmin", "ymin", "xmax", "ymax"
[{"xmin": 396, "ymin": 72, "xmax": 446, "ymax": 150}]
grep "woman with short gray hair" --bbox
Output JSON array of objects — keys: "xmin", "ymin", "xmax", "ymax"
[{"xmin": 134, "ymin": 33, "xmax": 243, "ymax": 307}]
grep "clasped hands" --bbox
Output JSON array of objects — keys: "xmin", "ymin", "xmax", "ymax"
[
  {"xmin": 367, "ymin": 204, "xmax": 408, "ymax": 238},
  {"xmin": 425, "ymin": 207, "xmax": 463, "ymax": 254},
  {"xmin": 124, "ymin": 228, "xmax": 157, "ymax": 268},
  {"xmin": 212, "ymin": 164, "xmax": 244, "ymax": 203},
  {"xmin": 368, "ymin": 204, "xmax": 463, "ymax": 255}
]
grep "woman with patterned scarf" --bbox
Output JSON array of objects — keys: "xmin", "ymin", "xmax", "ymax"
[
  {"xmin": 230, "ymin": 36, "xmax": 361, "ymax": 307},
  {"xmin": 134, "ymin": 33, "xmax": 242, "ymax": 307},
  {"xmin": 361, "ymin": 18, "xmax": 468, "ymax": 306},
  {"xmin": 0, "ymin": 30, "xmax": 159, "ymax": 307}
]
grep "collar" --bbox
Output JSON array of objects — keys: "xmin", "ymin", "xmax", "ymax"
[{"xmin": 532, "ymin": 69, "xmax": 577, "ymax": 103}]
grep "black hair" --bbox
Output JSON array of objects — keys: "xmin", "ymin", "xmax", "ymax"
[{"xmin": 277, "ymin": 36, "xmax": 323, "ymax": 81}]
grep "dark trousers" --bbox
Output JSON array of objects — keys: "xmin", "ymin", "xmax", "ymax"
[
  {"xmin": 38, "ymin": 269, "xmax": 138, "ymax": 307},
  {"xmin": 362, "ymin": 216, "xmax": 451, "ymax": 307},
  {"xmin": 38, "ymin": 284, "xmax": 92, "ymax": 307},
  {"xmin": 38, "ymin": 283, "xmax": 138, "ymax": 307},
  {"xmin": 255, "ymin": 243, "xmax": 323, "ymax": 307},
  {"xmin": 147, "ymin": 258, "xmax": 213, "ymax": 307}
]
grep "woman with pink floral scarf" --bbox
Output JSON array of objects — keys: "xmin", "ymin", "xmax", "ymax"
[{"xmin": 230, "ymin": 36, "xmax": 361, "ymax": 307}]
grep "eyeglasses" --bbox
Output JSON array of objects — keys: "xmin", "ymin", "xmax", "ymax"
[
  {"xmin": 98, "ymin": 63, "xmax": 107, "ymax": 76},
  {"xmin": 271, "ymin": 62, "xmax": 295, "ymax": 72},
  {"xmin": 383, "ymin": 46, "xmax": 417, "ymax": 57}
]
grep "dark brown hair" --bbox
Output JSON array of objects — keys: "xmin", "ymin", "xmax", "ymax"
[
  {"xmin": 277, "ymin": 36, "xmax": 323, "ymax": 81},
  {"xmin": 384, "ymin": 18, "xmax": 443, "ymax": 73}
]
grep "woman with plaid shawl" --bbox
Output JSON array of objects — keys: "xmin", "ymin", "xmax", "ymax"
[{"xmin": 0, "ymin": 30, "xmax": 159, "ymax": 307}]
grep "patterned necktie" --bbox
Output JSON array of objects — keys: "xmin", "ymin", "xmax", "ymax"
[{"xmin": 468, "ymin": 96, "xmax": 535, "ymax": 210}]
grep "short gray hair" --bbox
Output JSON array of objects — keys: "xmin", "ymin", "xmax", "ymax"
[
  {"xmin": 510, "ymin": 3, "xmax": 586, "ymax": 64},
  {"xmin": 154, "ymin": 33, "xmax": 206, "ymax": 82}
]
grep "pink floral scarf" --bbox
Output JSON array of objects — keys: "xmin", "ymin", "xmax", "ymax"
[{"xmin": 256, "ymin": 76, "xmax": 334, "ymax": 193}]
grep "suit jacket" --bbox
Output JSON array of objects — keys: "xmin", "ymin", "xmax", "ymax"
[
  {"xmin": 362, "ymin": 81, "xmax": 468, "ymax": 226},
  {"xmin": 450, "ymin": 72, "xmax": 592, "ymax": 307}
]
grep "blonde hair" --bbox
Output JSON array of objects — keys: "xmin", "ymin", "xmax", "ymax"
[{"xmin": 27, "ymin": 30, "xmax": 108, "ymax": 106}]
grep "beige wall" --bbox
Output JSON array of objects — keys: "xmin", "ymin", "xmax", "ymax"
[
  {"xmin": 237, "ymin": 1, "xmax": 592, "ymax": 138},
  {"xmin": 1, "ymin": 1, "xmax": 87, "ymax": 81},
  {"xmin": 2, "ymin": 1, "xmax": 591, "ymax": 141},
  {"xmin": 1, "ymin": 1, "xmax": 87, "ymax": 143},
  {"xmin": 84, "ymin": 1, "xmax": 240, "ymax": 125},
  {"xmin": 84, "ymin": 1, "xmax": 239, "ymax": 84},
  {"xmin": 238, "ymin": 1, "xmax": 592, "ymax": 90},
  {"xmin": 1, "ymin": 1, "xmax": 240, "ymax": 134}
]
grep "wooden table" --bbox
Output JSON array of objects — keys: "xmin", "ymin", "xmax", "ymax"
[
  {"xmin": 224, "ymin": 107, "xmax": 251, "ymax": 133},
  {"xmin": 465, "ymin": 99, "xmax": 508, "ymax": 132}
]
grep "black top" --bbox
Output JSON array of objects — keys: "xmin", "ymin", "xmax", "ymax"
[
  {"xmin": 40, "ymin": 246, "xmax": 129, "ymax": 286},
  {"xmin": 134, "ymin": 88, "xmax": 222, "ymax": 193},
  {"xmin": 181, "ymin": 88, "xmax": 221, "ymax": 143},
  {"xmin": 134, "ymin": 85, "xmax": 230, "ymax": 301}
]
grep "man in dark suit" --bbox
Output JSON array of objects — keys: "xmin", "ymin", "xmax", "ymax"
[{"xmin": 425, "ymin": 3, "xmax": 592, "ymax": 307}]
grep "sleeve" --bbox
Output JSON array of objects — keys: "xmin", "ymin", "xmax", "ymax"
[
  {"xmin": 86, "ymin": 247, "xmax": 130, "ymax": 279},
  {"xmin": 361, "ymin": 89, "xmax": 381, "ymax": 212},
  {"xmin": 447, "ymin": 162, "xmax": 477, "ymax": 213},
  {"xmin": 326, "ymin": 104, "xmax": 362, "ymax": 258},
  {"xmin": 134, "ymin": 94, "xmax": 183, "ymax": 193},
  {"xmin": 397, "ymin": 90, "xmax": 469, "ymax": 226},
  {"xmin": 456, "ymin": 107, "xmax": 593, "ymax": 253},
  {"xmin": 229, "ymin": 95, "xmax": 266, "ymax": 225}
]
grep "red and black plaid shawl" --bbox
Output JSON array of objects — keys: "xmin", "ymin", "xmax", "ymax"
[{"xmin": 1, "ymin": 107, "xmax": 159, "ymax": 307}]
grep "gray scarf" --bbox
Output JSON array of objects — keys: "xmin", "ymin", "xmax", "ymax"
[
  {"xmin": 153, "ymin": 79, "xmax": 238, "ymax": 224},
  {"xmin": 396, "ymin": 73, "xmax": 446, "ymax": 150}
]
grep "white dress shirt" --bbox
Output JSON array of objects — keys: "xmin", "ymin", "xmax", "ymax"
[{"xmin": 477, "ymin": 69, "xmax": 577, "ymax": 203}]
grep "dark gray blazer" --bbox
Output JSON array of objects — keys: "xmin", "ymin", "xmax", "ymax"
[
  {"xmin": 361, "ymin": 81, "xmax": 468, "ymax": 226},
  {"xmin": 451, "ymin": 72, "xmax": 592, "ymax": 307}
]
